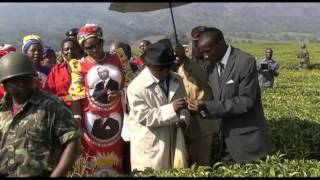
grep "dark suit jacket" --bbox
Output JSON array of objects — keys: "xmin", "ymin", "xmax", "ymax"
[
  {"xmin": 92, "ymin": 78, "xmax": 119, "ymax": 104},
  {"xmin": 205, "ymin": 46, "xmax": 272, "ymax": 163},
  {"xmin": 91, "ymin": 117, "xmax": 119, "ymax": 140}
]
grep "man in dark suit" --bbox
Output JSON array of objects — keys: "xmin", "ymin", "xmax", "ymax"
[
  {"xmin": 187, "ymin": 27, "xmax": 272, "ymax": 165},
  {"xmin": 91, "ymin": 117, "xmax": 119, "ymax": 140},
  {"xmin": 92, "ymin": 66, "xmax": 119, "ymax": 104}
]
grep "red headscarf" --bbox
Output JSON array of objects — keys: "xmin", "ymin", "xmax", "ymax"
[
  {"xmin": 0, "ymin": 43, "xmax": 17, "ymax": 58},
  {"xmin": 77, "ymin": 23, "xmax": 103, "ymax": 48}
]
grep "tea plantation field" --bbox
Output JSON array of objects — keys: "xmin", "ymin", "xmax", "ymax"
[
  {"xmin": 68, "ymin": 42, "xmax": 320, "ymax": 177},
  {"xmin": 131, "ymin": 42, "xmax": 320, "ymax": 177}
]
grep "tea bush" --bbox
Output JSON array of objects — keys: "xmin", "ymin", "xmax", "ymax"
[
  {"xmin": 70, "ymin": 42, "xmax": 320, "ymax": 177},
  {"xmin": 130, "ymin": 42, "xmax": 320, "ymax": 177}
]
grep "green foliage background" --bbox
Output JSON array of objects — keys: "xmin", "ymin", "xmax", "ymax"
[{"xmin": 130, "ymin": 42, "xmax": 320, "ymax": 177}]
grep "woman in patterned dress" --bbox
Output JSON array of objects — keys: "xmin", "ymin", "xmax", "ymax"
[{"xmin": 69, "ymin": 24, "xmax": 125, "ymax": 177}]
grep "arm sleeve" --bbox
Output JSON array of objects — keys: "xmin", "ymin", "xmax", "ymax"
[
  {"xmin": 256, "ymin": 60, "xmax": 261, "ymax": 72},
  {"xmin": 127, "ymin": 86, "xmax": 180, "ymax": 128},
  {"xmin": 272, "ymin": 62, "xmax": 280, "ymax": 76},
  {"xmin": 44, "ymin": 67, "xmax": 57, "ymax": 95},
  {"xmin": 205, "ymin": 57, "xmax": 259, "ymax": 118},
  {"xmin": 53, "ymin": 102, "xmax": 81, "ymax": 145}
]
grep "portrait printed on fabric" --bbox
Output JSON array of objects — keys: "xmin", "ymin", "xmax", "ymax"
[
  {"xmin": 86, "ymin": 64, "xmax": 122, "ymax": 110},
  {"xmin": 84, "ymin": 111, "xmax": 122, "ymax": 147}
]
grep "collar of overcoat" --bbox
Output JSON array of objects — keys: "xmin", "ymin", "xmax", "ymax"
[{"xmin": 140, "ymin": 67, "xmax": 181, "ymax": 102}]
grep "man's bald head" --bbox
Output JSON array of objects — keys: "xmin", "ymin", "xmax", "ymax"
[
  {"xmin": 197, "ymin": 27, "xmax": 228, "ymax": 63},
  {"xmin": 198, "ymin": 27, "xmax": 225, "ymax": 46}
]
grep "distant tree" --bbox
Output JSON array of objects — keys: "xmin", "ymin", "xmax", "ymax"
[
  {"xmin": 299, "ymin": 36, "xmax": 308, "ymax": 42},
  {"xmin": 225, "ymin": 37, "xmax": 233, "ymax": 44},
  {"xmin": 282, "ymin": 34, "xmax": 291, "ymax": 41},
  {"xmin": 177, "ymin": 33, "xmax": 189, "ymax": 44},
  {"xmin": 308, "ymin": 36, "xmax": 320, "ymax": 43},
  {"xmin": 243, "ymin": 33, "xmax": 253, "ymax": 39}
]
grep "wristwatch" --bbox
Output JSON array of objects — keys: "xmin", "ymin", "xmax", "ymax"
[{"xmin": 73, "ymin": 115, "xmax": 82, "ymax": 120}]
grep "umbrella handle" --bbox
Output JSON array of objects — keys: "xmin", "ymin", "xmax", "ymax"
[{"xmin": 169, "ymin": 2, "xmax": 179, "ymax": 45}]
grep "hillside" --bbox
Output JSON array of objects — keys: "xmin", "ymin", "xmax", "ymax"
[{"xmin": 1, "ymin": 3, "xmax": 320, "ymax": 50}]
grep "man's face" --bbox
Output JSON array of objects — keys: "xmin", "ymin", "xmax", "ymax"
[
  {"xmin": 27, "ymin": 44, "xmax": 43, "ymax": 68},
  {"xmin": 3, "ymin": 74, "xmax": 35, "ymax": 100},
  {"xmin": 198, "ymin": 37, "xmax": 223, "ymax": 63},
  {"xmin": 97, "ymin": 68, "xmax": 109, "ymax": 80},
  {"xmin": 192, "ymin": 40, "xmax": 204, "ymax": 60},
  {"xmin": 265, "ymin": 49, "xmax": 273, "ymax": 60},
  {"xmin": 147, "ymin": 64, "xmax": 171, "ymax": 80},
  {"xmin": 109, "ymin": 43, "xmax": 117, "ymax": 53},
  {"xmin": 83, "ymin": 38, "xmax": 104, "ymax": 63},
  {"xmin": 139, "ymin": 42, "xmax": 148, "ymax": 53}
]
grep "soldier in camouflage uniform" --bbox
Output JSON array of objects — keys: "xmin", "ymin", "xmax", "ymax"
[
  {"xmin": 0, "ymin": 53, "xmax": 81, "ymax": 177},
  {"xmin": 297, "ymin": 42, "xmax": 310, "ymax": 69}
]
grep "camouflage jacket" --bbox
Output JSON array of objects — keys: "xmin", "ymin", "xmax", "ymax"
[
  {"xmin": 297, "ymin": 49, "xmax": 309, "ymax": 62},
  {"xmin": 0, "ymin": 90, "xmax": 81, "ymax": 177}
]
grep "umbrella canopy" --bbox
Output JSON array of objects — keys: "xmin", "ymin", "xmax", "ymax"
[
  {"xmin": 109, "ymin": 2, "xmax": 189, "ymax": 12},
  {"xmin": 108, "ymin": 2, "xmax": 190, "ymax": 44}
]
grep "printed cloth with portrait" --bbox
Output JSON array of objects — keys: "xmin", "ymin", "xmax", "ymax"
[{"xmin": 69, "ymin": 53, "xmax": 125, "ymax": 176}]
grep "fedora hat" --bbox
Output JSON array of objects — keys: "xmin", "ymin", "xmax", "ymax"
[{"xmin": 141, "ymin": 39, "xmax": 175, "ymax": 66}]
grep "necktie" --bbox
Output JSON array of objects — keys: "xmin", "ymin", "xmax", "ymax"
[
  {"xmin": 159, "ymin": 79, "xmax": 168, "ymax": 96},
  {"xmin": 219, "ymin": 63, "xmax": 224, "ymax": 77}
]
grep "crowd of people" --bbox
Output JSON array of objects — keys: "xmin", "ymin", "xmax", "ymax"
[{"xmin": 0, "ymin": 23, "xmax": 310, "ymax": 177}]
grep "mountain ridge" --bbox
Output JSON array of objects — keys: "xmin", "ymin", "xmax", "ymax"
[{"xmin": 0, "ymin": 3, "xmax": 319, "ymax": 50}]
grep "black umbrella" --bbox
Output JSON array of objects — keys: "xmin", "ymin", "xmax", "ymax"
[{"xmin": 108, "ymin": 2, "xmax": 190, "ymax": 44}]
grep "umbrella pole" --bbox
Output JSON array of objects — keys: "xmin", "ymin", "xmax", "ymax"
[{"xmin": 169, "ymin": 2, "xmax": 179, "ymax": 45}]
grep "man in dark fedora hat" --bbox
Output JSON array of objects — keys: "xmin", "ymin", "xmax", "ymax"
[{"xmin": 126, "ymin": 39, "xmax": 190, "ymax": 170}]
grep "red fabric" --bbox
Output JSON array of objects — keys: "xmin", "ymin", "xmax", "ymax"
[
  {"xmin": 0, "ymin": 86, "xmax": 4, "ymax": 100},
  {"xmin": 78, "ymin": 25, "xmax": 102, "ymax": 37},
  {"xmin": 0, "ymin": 47, "xmax": 17, "ymax": 58},
  {"xmin": 45, "ymin": 62, "xmax": 72, "ymax": 107},
  {"xmin": 80, "ymin": 54, "xmax": 124, "ymax": 116},
  {"xmin": 12, "ymin": 104, "xmax": 19, "ymax": 116},
  {"xmin": 34, "ymin": 80, "xmax": 43, "ymax": 91},
  {"xmin": 80, "ymin": 123, "xmax": 124, "ymax": 176},
  {"xmin": 132, "ymin": 56, "xmax": 144, "ymax": 66},
  {"xmin": 78, "ymin": 53, "xmax": 125, "ymax": 176},
  {"xmin": 77, "ymin": 24, "xmax": 103, "ymax": 47},
  {"xmin": 34, "ymin": 71, "xmax": 48, "ymax": 92}
]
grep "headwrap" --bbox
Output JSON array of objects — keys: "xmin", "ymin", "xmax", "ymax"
[
  {"xmin": 0, "ymin": 43, "xmax": 17, "ymax": 58},
  {"xmin": 43, "ymin": 45, "xmax": 55, "ymax": 58},
  {"xmin": 77, "ymin": 23, "xmax": 103, "ymax": 48},
  {"xmin": 22, "ymin": 34, "xmax": 42, "ymax": 54}
]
